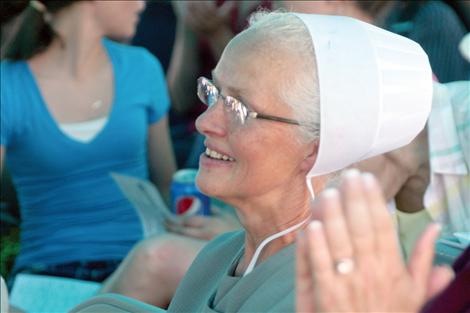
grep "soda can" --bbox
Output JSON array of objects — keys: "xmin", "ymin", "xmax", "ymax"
[{"xmin": 171, "ymin": 169, "xmax": 211, "ymax": 216}]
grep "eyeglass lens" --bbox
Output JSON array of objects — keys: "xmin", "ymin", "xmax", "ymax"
[{"xmin": 198, "ymin": 78, "xmax": 248, "ymax": 124}]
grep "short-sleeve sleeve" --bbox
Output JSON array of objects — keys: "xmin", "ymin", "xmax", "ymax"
[{"xmin": 140, "ymin": 51, "xmax": 171, "ymax": 124}]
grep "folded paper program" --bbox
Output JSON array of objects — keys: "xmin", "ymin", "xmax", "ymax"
[{"xmin": 111, "ymin": 173, "xmax": 181, "ymax": 237}]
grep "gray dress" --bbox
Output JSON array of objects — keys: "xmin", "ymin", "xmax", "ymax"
[{"xmin": 167, "ymin": 231, "xmax": 295, "ymax": 313}]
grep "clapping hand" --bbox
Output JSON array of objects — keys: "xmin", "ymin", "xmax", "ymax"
[{"xmin": 296, "ymin": 169, "xmax": 454, "ymax": 313}]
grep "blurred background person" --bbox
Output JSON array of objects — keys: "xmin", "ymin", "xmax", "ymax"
[
  {"xmin": 167, "ymin": 0, "xmax": 273, "ymax": 168},
  {"xmin": 284, "ymin": 0, "xmax": 470, "ymax": 82},
  {"xmin": 1, "ymin": 0, "xmax": 176, "ymax": 288}
]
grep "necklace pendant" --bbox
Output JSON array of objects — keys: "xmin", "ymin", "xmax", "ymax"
[{"xmin": 92, "ymin": 100, "xmax": 103, "ymax": 110}]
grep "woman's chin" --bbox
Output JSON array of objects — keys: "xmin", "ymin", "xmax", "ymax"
[
  {"xmin": 195, "ymin": 173, "xmax": 217, "ymax": 196},
  {"xmin": 196, "ymin": 175, "xmax": 232, "ymax": 201}
]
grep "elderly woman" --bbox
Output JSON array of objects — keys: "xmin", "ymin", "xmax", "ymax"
[
  {"xmin": 73, "ymin": 10, "xmax": 431, "ymax": 313},
  {"xmin": 163, "ymin": 10, "xmax": 432, "ymax": 312}
]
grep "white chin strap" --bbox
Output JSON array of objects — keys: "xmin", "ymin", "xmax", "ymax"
[
  {"xmin": 243, "ymin": 217, "xmax": 310, "ymax": 276},
  {"xmin": 306, "ymin": 176, "xmax": 315, "ymax": 200}
]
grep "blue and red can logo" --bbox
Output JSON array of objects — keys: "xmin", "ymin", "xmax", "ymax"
[{"xmin": 171, "ymin": 169, "xmax": 211, "ymax": 216}]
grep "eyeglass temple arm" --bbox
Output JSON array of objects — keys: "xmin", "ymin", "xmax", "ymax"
[{"xmin": 250, "ymin": 112, "xmax": 301, "ymax": 126}]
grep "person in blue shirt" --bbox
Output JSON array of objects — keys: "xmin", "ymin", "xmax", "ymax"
[{"xmin": 1, "ymin": 0, "xmax": 176, "ymax": 284}]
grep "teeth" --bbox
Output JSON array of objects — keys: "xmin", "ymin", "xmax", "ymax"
[{"xmin": 205, "ymin": 148, "xmax": 235, "ymax": 161}]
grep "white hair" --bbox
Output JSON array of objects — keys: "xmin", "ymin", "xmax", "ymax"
[{"xmin": 247, "ymin": 11, "xmax": 320, "ymax": 143}]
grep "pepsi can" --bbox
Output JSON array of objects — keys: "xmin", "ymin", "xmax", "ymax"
[{"xmin": 171, "ymin": 169, "xmax": 211, "ymax": 216}]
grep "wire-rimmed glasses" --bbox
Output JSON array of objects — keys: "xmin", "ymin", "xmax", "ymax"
[{"xmin": 197, "ymin": 77, "xmax": 302, "ymax": 126}]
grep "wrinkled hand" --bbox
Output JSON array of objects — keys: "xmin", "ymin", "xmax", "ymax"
[
  {"xmin": 166, "ymin": 205, "xmax": 241, "ymax": 240},
  {"xmin": 296, "ymin": 170, "xmax": 453, "ymax": 313},
  {"xmin": 173, "ymin": 0, "xmax": 235, "ymax": 37}
]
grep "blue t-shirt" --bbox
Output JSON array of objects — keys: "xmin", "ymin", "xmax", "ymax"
[{"xmin": 0, "ymin": 39, "xmax": 170, "ymax": 269}]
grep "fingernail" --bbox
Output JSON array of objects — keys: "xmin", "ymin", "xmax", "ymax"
[
  {"xmin": 322, "ymin": 188, "xmax": 339, "ymax": 198},
  {"xmin": 342, "ymin": 168, "xmax": 360, "ymax": 179},
  {"xmin": 308, "ymin": 220, "xmax": 322, "ymax": 231},
  {"xmin": 362, "ymin": 172, "xmax": 376, "ymax": 187}
]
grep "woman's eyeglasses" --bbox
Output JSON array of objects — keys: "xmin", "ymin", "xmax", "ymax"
[{"xmin": 197, "ymin": 77, "xmax": 302, "ymax": 126}]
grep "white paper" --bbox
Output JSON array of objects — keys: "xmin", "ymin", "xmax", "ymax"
[
  {"xmin": 10, "ymin": 274, "xmax": 100, "ymax": 313},
  {"xmin": 1, "ymin": 276, "xmax": 8, "ymax": 313},
  {"xmin": 111, "ymin": 173, "xmax": 180, "ymax": 237}
]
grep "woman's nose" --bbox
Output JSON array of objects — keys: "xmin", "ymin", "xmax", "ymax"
[{"xmin": 195, "ymin": 100, "xmax": 227, "ymax": 137}]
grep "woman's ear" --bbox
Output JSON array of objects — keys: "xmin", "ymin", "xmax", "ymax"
[{"xmin": 300, "ymin": 139, "xmax": 319, "ymax": 173}]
